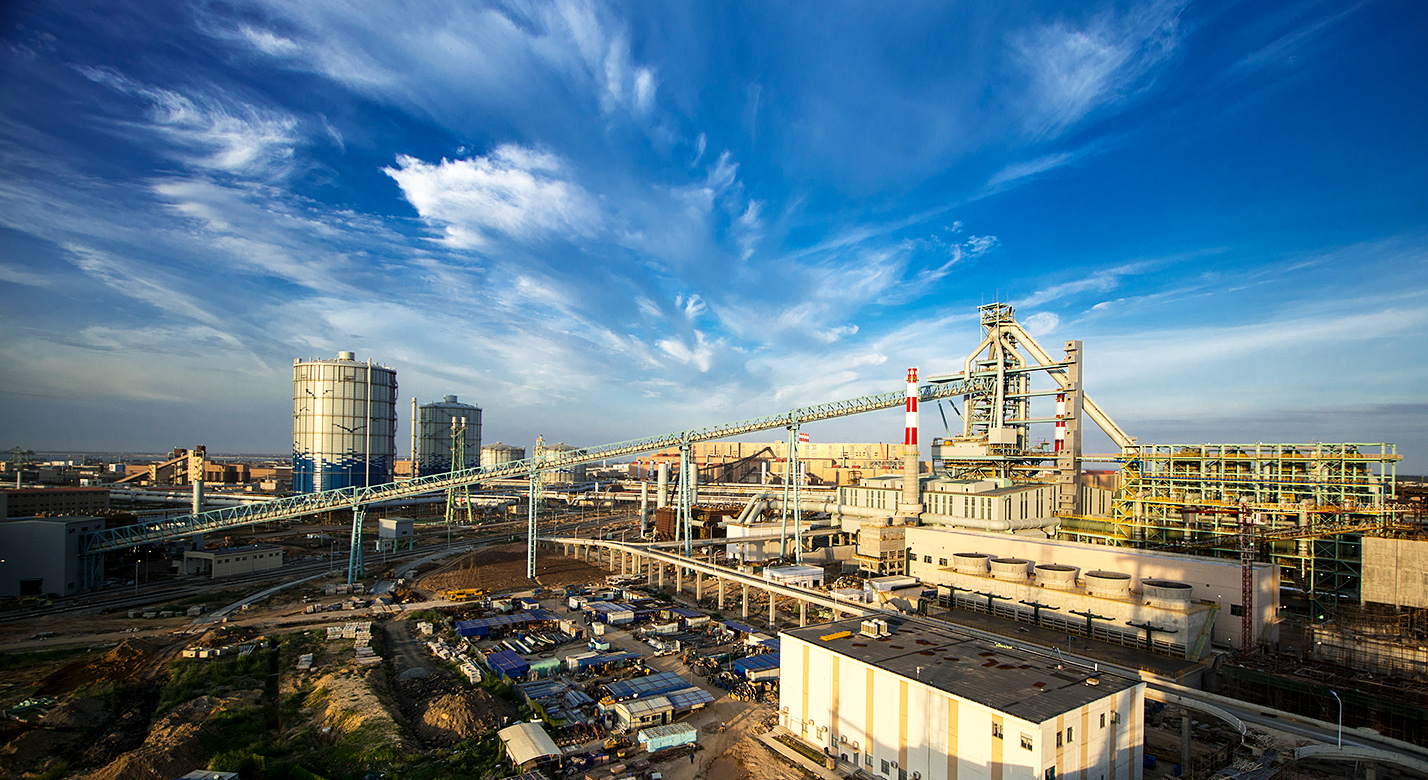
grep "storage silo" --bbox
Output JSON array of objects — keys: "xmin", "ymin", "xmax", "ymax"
[
  {"xmin": 292, "ymin": 351, "xmax": 398, "ymax": 493},
  {"xmin": 481, "ymin": 443, "xmax": 526, "ymax": 465},
  {"xmin": 538, "ymin": 442, "xmax": 588, "ymax": 484},
  {"xmin": 413, "ymin": 395, "xmax": 482, "ymax": 477}
]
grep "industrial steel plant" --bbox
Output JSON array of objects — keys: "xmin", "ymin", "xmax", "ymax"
[{"xmin": 1, "ymin": 303, "xmax": 1423, "ymax": 780}]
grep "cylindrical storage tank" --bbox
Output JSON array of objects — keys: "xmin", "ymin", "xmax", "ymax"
[
  {"xmin": 989, "ymin": 558, "xmax": 1031, "ymax": 581},
  {"xmin": 951, "ymin": 552, "xmax": 992, "ymax": 574},
  {"xmin": 292, "ymin": 352, "xmax": 398, "ymax": 493},
  {"xmin": 414, "ymin": 395, "xmax": 482, "ymax": 477},
  {"xmin": 1141, "ymin": 579, "xmax": 1194, "ymax": 609},
  {"xmin": 538, "ymin": 442, "xmax": 588, "ymax": 484},
  {"xmin": 1084, "ymin": 570, "xmax": 1132, "ymax": 599},
  {"xmin": 1034, "ymin": 564, "xmax": 1079, "ymax": 590},
  {"xmin": 480, "ymin": 443, "xmax": 526, "ymax": 465}
]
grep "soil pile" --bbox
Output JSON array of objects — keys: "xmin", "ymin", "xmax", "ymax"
[
  {"xmin": 396, "ymin": 674, "xmax": 516, "ymax": 746},
  {"xmin": 74, "ymin": 692, "xmax": 258, "ymax": 780},
  {"xmin": 414, "ymin": 689, "xmax": 516, "ymax": 744},
  {"xmin": 40, "ymin": 695, "xmax": 112, "ymax": 729},
  {"xmin": 36, "ymin": 640, "xmax": 154, "ymax": 696},
  {"xmin": 0, "ymin": 728, "xmax": 81, "ymax": 777},
  {"xmin": 421, "ymin": 544, "xmax": 607, "ymax": 594}
]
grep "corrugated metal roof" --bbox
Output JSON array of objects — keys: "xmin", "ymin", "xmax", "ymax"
[
  {"xmin": 638, "ymin": 723, "xmax": 698, "ymax": 740},
  {"xmin": 604, "ymin": 671, "xmax": 689, "ymax": 700},
  {"xmin": 498, "ymin": 722, "xmax": 561, "ymax": 765},
  {"xmin": 615, "ymin": 695, "xmax": 673, "ymax": 716},
  {"xmin": 732, "ymin": 653, "xmax": 780, "ymax": 673},
  {"xmin": 663, "ymin": 686, "xmax": 715, "ymax": 710}
]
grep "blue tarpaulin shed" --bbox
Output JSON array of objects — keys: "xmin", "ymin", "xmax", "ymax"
[
  {"xmin": 732, "ymin": 653, "xmax": 781, "ymax": 680},
  {"xmin": 455, "ymin": 608, "xmax": 559, "ymax": 638},
  {"xmin": 486, "ymin": 649, "xmax": 530, "ymax": 680}
]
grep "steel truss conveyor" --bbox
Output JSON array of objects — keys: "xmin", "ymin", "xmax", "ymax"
[{"xmin": 82, "ymin": 375, "xmax": 994, "ymax": 560}]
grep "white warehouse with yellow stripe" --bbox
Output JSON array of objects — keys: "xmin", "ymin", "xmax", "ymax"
[{"xmin": 779, "ymin": 616, "xmax": 1144, "ymax": 780}]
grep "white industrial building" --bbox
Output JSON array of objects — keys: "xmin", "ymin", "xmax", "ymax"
[
  {"xmin": 0, "ymin": 516, "xmax": 106, "ymax": 597},
  {"xmin": 781, "ymin": 617, "xmax": 1144, "ymax": 780},
  {"xmin": 905, "ymin": 527, "xmax": 1278, "ymax": 652},
  {"xmin": 764, "ymin": 564, "xmax": 825, "ymax": 588},
  {"xmin": 183, "ymin": 544, "xmax": 284, "ymax": 578}
]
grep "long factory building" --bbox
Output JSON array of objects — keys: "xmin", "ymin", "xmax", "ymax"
[{"xmin": 780, "ymin": 616, "xmax": 1144, "ymax": 780}]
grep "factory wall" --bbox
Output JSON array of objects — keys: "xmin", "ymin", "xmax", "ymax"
[
  {"xmin": 905, "ymin": 527, "xmax": 1278, "ymax": 649},
  {"xmin": 780, "ymin": 632, "xmax": 1143, "ymax": 780},
  {"xmin": 0, "ymin": 516, "xmax": 105, "ymax": 597},
  {"xmin": 0, "ymin": 487, "xmax": 111, "ymax": 518},
  {"xmin": 184, "ymin": 545, "xmax": 284, "ymax": 578},
  {"xmin": 1360, "ymin": 537, "xmax": 1428, "ymax": 609}
]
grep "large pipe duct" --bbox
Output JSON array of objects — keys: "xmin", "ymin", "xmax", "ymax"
[{"xmin": 656, "ymin": 462, "xmax": 669, "ymax": 508}]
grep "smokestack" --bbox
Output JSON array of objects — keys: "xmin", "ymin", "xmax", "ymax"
[
  {"xmin": 899, "ymin": 368, "xmax": 923, "ymax": 519},
  {"xmin": 657, "ymin": 462, "xmax": 669, "ymax": 509},
  {"xmin": 1054, "ymin": 392, "xmax": 1066, "ymax": 453}
]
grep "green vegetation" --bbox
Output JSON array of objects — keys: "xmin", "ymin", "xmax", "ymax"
[{"xmin": 159, "ymin": 651, "xmax": 269, "ymax": 711}]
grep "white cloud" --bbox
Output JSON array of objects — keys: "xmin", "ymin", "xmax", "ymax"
[
  {"xmin": 1013, "ymin": 1, "xmax": 1185, "ymax": 139},
  {"xmin": 657, "ymin": 331, "xmax": 715, "ymax": 372},
  {"xmin": 80, "ymin": 67, "xmax": 298, "ymax": 177},
  {"xmin": 1021, "ymin": 311, "xmax": 1061, "ymax": 336},
  {"xmin": 0, "ymin": 263, "xmax": 55, "ymax": 288},
  {"xmin": 1019, "ymin": 262, "xmax": 1154, "ymax": 308},
  {"xmin": 987, "ymin": 151, "xmax": 1074, "ymax": 188},
  {"xmin": 633, "ymin": 67, "xmax": 657, "ymax": 114},
  {"xmin": 384, "ymin": 145, "xmax": 599, "ymax": 248}
]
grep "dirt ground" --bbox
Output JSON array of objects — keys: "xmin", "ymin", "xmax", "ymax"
[
  {"xmin": 35, "ymin": 639, "xmax": 156, "ymax": 696},
  {"xmin": 419, "ymin": 544, "xmax": 609, "ymax": 594}
]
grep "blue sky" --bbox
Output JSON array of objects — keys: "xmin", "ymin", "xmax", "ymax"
[{"xmin": 1, "ymin": 1, "xmax": 1425, "ymax": 472}]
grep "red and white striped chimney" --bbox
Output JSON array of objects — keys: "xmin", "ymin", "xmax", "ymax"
[
  {"xmin": 904, "ymin": 367, "xmax": 919, "ymax": 446},
  {"xmin": 1054, "ymin": 392, "xmax": 1067, "ymax": 453}
]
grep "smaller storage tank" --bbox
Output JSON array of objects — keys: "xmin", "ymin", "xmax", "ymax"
[
  {"xmin": 989, "ymin": 558, "xmax": 1031, "ymax": 581},
  {"xmin": 951, "ymin": 552, "xmax": 991, "ymax": 574},
  {"xmin": 1034, "ymin": 564, "xmax": 1079, "ymax": 590},
  {"xmin": 1141, "ymin": 579, "xmax": 1194, "ymax": 609},
  {"xmin": 481, "ymin": 442, "xmax": 526, "ymax": 465},
  {"xmin": 1084, "ymin": 570, "xmax": 1132, "ymax": 599}
]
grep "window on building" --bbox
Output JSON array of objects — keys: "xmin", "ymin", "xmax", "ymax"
[
  {"xmin": 992, "ymin": 722, "xmax": 1003, "ymax": 739},
  {"xmin": 1230, "ymin": 604, "xmax": 1243, "ymax": 616},
  {"xmin": 1021, "ymin": 734, "xmax": 1034, "ymax": 750},
  {"xmin": 1100, "ymin": 713, "xmax": 1106, "ymax": 729},
  {"xmin": 1046, "ymin": 769, "xmax": 1057, "ymax": 780},
  {"xmin": 867, "ymin": 754, "xmax": 873, "ymax": 767},
  {"xmin": 881, "ymin": 759, "xmax": 890, "ymax": 775},
  {"xmin": 938, "ymin": 558, "xmax": 948, "ymax": 566},
  {"xmin": 1066, "ymin": 726, "xmax": 1073, "ymax": 742},
  {"xmin": 1056, "ymin": 732, "xmax": 1063, "ymax": 748},
  {"xmin": 924, "ymin": 555, "xmax": 932, "ymax": 563}
]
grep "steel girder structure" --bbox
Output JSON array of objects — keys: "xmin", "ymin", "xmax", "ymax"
[
  {"xmin": 81, "ymin": 375, "xmax": 995, "ymax": 555},
  {"xmin": 1108, "ymin": 442, "xmax": 1399, "ymax": 610}
]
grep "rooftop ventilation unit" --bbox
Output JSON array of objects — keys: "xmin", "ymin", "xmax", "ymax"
[{"xmin": 859, "ymin": 618, "xmax": 892, "ymax": 638}]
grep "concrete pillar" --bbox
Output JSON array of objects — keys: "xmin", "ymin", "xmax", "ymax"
[
  {"xmin": 1180, "ymin": 708, "xmax": 1192, "ymax": 780},
  {"xmin": 768, "ymin": 591, "xmax": 776, "ymax": 627},
  {"xmin": 657, "ymin": 463, "xmax": 669, "ymax": 509},
  {"xmin": 800, "ymin": 600, "xmax": 807, "ymax": 627},
  {"xmin": 658, "ymin": 563, "xmax": 665, "ymax": 589},
  {"xmin": 718, "ymin": 578, "xmax": 726, "ymax": 611},
  {"xmin": 742, "ymin": 584, "xmax": 749, "ymax": 619},
  {"xmin": 676, "ymin": 568, "xmax": 683, "ymax": 596},
  {"xmin": 696, "ymin": 572, "xmax": 703, "ymax": 601}
]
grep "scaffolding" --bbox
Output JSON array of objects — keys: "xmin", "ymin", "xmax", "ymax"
[{"xmin": 1105, "ymin": 442, "xmax": 1399, "ymax": 610}]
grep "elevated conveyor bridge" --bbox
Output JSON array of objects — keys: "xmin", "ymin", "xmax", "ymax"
[{"xmin": 82, "ymin": 376, "xmax": 994, "ymax": 580}]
